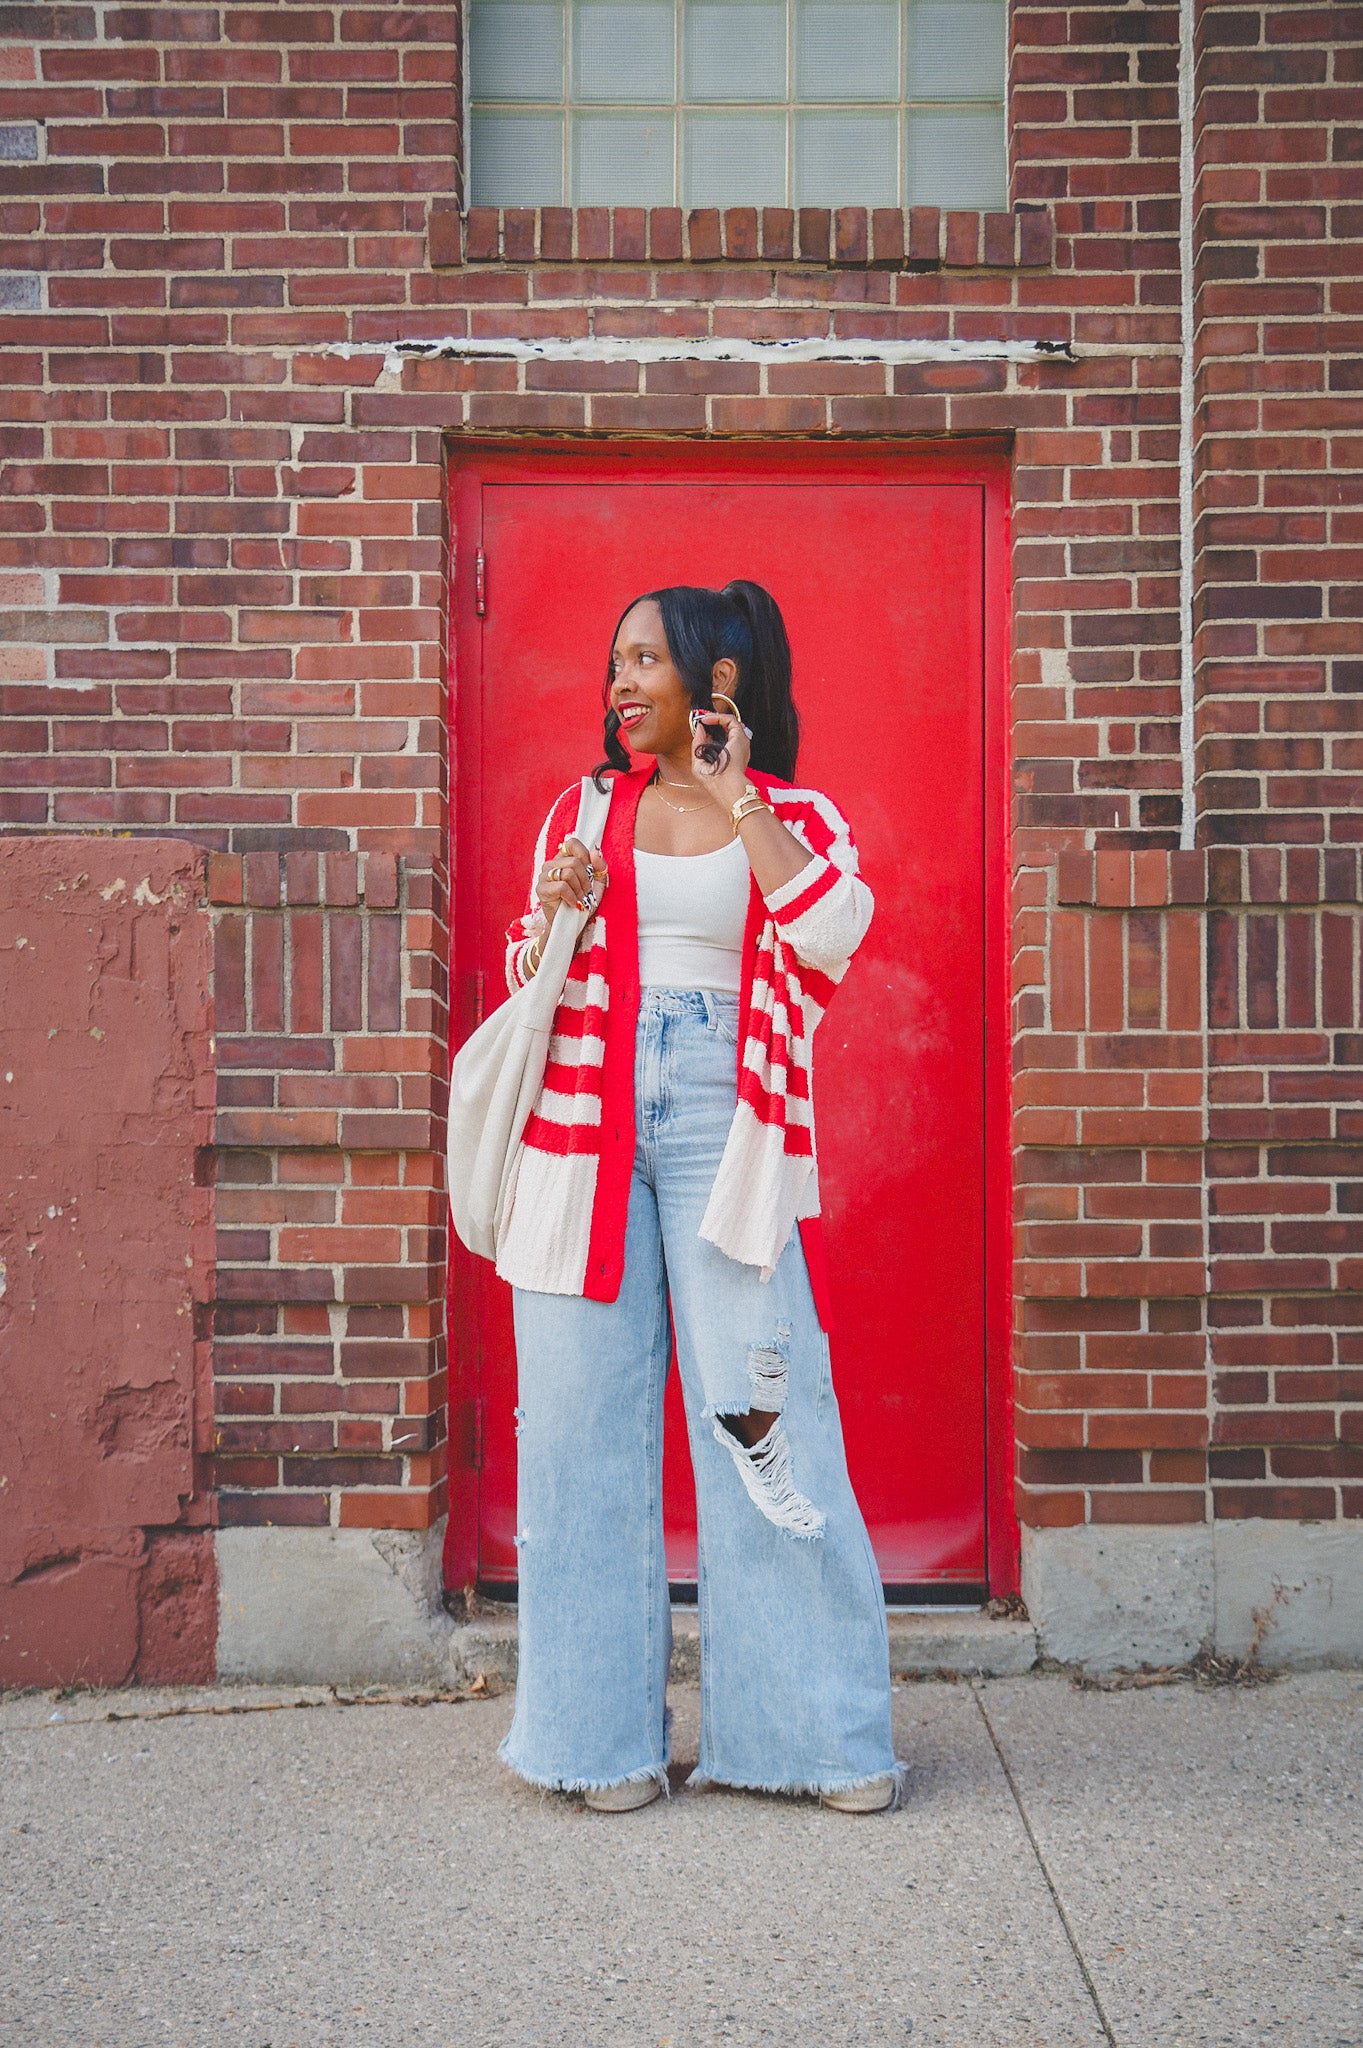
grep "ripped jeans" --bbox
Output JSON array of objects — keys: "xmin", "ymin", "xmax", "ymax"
[{"xmin": 500, "ymin": 987, "xmax": 898, "ymax": 1797}]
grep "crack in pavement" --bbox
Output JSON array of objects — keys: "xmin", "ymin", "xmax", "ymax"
[
  {"xmin": 1, "ymin": 1687, "xmax": 492, "ymax": 1732},
  {"xmin": 970, "ymin": 1679, "xmax": 1118, "ymax": 2048}
]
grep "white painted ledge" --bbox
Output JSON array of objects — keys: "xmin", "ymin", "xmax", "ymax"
[{"xmin": 328, "ymin": 333, "xmax": 1079, "ymax": 377}]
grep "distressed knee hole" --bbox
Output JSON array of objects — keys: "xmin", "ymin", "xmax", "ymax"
[
  {"xmin": 712, "ymin": 1323, "xmax": 822, "ymax": 1536},
  {"xmin": 711, "ymin": 1413, "xmax": 825, "ymax": 1541}
]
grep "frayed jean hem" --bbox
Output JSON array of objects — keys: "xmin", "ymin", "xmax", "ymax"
[
  {"xmin": 498, "ymin": 1740, "xmax": 671, "ymax": 1800},
  {"xmin": 685, "ymin": 1759, "xmax": 906, "ymax": 1807}
]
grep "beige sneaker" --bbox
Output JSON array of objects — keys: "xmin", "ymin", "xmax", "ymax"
[
  {"xmin": 820, "ymin": 1773, "xmax": 898, "ymax": 1814},
  {"xmin": 583, "ymin": 1776, "xmax": 663, "ymax": 1813}
]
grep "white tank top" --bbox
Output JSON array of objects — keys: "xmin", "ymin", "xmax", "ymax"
[{"xmin": 635, "ymin": 838, "xmax": 750, "ymax": 994}]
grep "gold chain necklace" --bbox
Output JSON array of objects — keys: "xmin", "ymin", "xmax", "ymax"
[{"xmin": 649, "ymin": 772, "xmax": 709, "ymax": 816}]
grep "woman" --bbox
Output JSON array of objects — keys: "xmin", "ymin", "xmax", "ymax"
[{"xmin": 495, "ymin": 580, "xmax": 900, "ymax": 1814}]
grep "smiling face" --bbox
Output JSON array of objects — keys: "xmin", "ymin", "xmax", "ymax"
[{"xmin": 608, "ymin": 599, "xmax": 695, "ymax": 760}]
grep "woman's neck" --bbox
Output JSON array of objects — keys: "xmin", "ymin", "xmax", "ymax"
[{"xmin": 651, "ymin": 743, "xmax": 700, "ymax": 786}]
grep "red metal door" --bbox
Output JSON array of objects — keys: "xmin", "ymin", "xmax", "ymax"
[{"xmin": 445, "ymin": 444, "xmax": 1012, "ymax": 1598}]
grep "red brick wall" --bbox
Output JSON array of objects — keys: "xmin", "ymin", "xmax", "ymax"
[
  {"xmin": 2, "ymin": 2, "xmax": 462, "ymax": 1542},
  {"xmin": 1016, "ymin": 853, "xmax": 1207, "ymax": 1532},
  {"xmin": 1, "ymin": 0, "xmax": 1358, "ymax": 1569},
  {"xmin": 1194, "ymin": 0, "xmax": 1363, "ymax": 847},
  {"xmin": 1007, "ymin": 0, "xmax": 1363, "ymax": 1541},
  {"xmin": 1193, "ymin": 0, "xmax": 1363, "ymax": 1534},
  {"xmin": 1203, "ymin": 849, "xmax": 1363, "ymax": 1521},
  {"xmin": 208, "ymin": 846, "xmax": 448, "ymax": 1530},
  {"xmin": 1016, "ymin": 844, "xmax": 1363, "ymax": 1531}
]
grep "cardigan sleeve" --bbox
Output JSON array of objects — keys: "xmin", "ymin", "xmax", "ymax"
[
  {"xmin": 504, "ymin": 784, "xmax": 577, "ymax": 993},
  {"xmin": 761, "ymin": 791, "xmax": 875, "ymax": 979}
]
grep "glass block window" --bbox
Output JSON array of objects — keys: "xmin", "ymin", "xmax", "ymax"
[{"xmin": 467, "ymin": 0, "xmax": 1006, "ymax": 210}]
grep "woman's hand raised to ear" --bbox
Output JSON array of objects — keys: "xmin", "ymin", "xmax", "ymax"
[
  {"xmin": 688, "ymin": 704, "xmax": 752, "ymax": 810},
  {"xmin": 534, "ymin": 836, "xmax": 608, "ymax": 931}
]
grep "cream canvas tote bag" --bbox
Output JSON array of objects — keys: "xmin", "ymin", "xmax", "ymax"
[{"xmin": 446, "ymin": 774, "xmax": 612, "ymax": 1262}]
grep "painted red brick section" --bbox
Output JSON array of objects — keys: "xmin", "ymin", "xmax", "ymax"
[
  {"xmin": 0, "ymin": 841, "xmax": 216, "ymax": 1687},
  {"xmin": 1, "ymin": 0, "xmax": 1359, "ymax": 1568}
]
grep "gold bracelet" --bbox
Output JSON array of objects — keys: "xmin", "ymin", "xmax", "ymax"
[
  {"xmin": 524, "ymin": 936, "xmax": 542, "ymax": 978},
  {"xmin": 730, "ymin": 784, "xmax": 771, "ymax": 834}
]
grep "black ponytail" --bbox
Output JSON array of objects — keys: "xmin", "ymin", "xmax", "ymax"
[
  {"xmin": 594, "ymin": 580, "xmax": 800, "ymax": 786},
  {"xmin": 720, "ymin": 578, "xmax": 798, "ymax": 782}
]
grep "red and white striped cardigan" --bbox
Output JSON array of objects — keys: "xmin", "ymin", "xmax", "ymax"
[{"xmin": 494, "ymin": 763, "xmax": 874, "ymax": 1317}]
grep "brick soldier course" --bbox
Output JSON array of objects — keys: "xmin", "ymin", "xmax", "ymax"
[{"xmin": 1, "ymin": 0, "xmax": 1360, "ymax": 1682}]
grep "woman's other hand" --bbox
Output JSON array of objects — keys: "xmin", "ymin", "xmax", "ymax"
[{"xmin": 534, "ymin": 836, "xmax": 608, "ymax": 930}]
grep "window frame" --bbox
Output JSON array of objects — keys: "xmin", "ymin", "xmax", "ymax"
[{"xmin": 462, "ymin": 0, "xmax": 1009, "ymax": 213}]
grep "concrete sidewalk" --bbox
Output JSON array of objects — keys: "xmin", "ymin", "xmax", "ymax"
[{"xmin": 2, "ymin": 1671, "xmax": 1360, "ymax": 2048}]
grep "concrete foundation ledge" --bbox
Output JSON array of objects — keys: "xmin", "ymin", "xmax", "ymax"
[
  {"xmin": 216, "ymin": 1525, "xmax": 459, "ymax": 1688},
  {"xmin": 1213, "ymin": 1521, "xmax": 1363, "ymax": 1669},
  {"xmin": 1022, "ymin": 1520, "xmax": 1363, "ymax": 1672},
  {"xmin": 1022, "ymin": 1524, "xmax": 1214, "ymax": 1671},
  {"xmin": 221, "ymin": 1519, "xmax": 1363, "ymax": 1682},
  {"xmin": 213, "ymin": 1526, "xmax": 1038, "ymax": 1685}
]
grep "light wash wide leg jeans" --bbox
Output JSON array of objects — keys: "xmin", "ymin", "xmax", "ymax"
[{"xmin": 501, "ymin": 988, "xmax": 898, "ymax": 1797}]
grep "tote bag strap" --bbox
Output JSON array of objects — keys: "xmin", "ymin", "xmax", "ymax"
[
  {"xmin": 573, "ymin": 772, "xmax": 612, "ymax": 866},
  {"xmin": 517, "ymin": 773, "xmax": 614, "ymax": 1026}
]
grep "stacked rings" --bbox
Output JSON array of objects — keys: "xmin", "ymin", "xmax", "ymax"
[{"xmin": 545, "ymin": 849, "xmax": 605, "ymax": 909}]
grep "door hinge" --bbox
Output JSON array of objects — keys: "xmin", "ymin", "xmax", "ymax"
[
  {"xmin": 475, "ymin": 547, "xmax": 486, "ymax": 617},
  {"xmin": 474, "ymin": 967, "xmax": 485, "ymax": 1027},
  {"xmin": 472, "ymin": 1396, "xmax": 484, "ymax": 1471}
]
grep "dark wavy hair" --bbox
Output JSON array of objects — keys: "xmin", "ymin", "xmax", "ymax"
[{"xmin": 594, "ymin": 580, "xmax": 799, "ymax": 787}]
